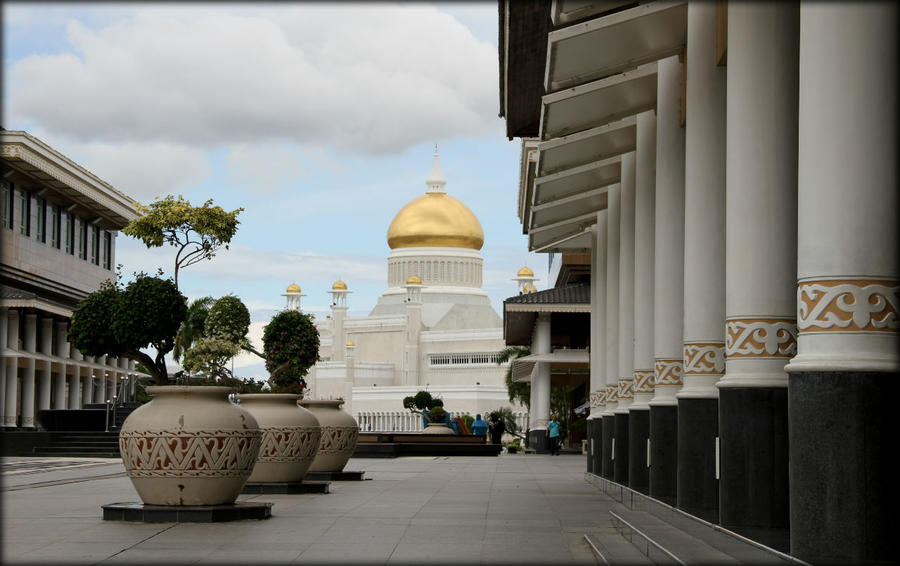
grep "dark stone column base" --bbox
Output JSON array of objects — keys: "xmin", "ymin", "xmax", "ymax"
[
  {"xmin": 529, "ymin": 429, "xmax": 548, "ymax": 453},
  {"xmin": 601, "ymin": 414, "xmax": 615, "ymax": 479},
  {"xmin": 614, "ymin": 412, "xmax": 629, "ymax": 484},
  {"xmin": 649, "ymin": 404, "xmax": 677, "ymax": 506},
  {"xmin": 677, "ymin": 397, "xmax": 718, "ymax": 524},
  {"xmin": 788, "ymin": 370, "xmax": 897, "ymax": 564},
  {"xmin": 628, "ymin": 409, "xmax": 650, "ymax": 494},
  {"xmin": 719, "ymin": 386, "xmax": 789, "ymax": 552}
]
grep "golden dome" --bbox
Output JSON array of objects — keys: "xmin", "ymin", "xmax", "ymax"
[
  {"xmin": 524, "ymin": 284, "xmax": 538, "ymax": 294},
  {"xmin": 346, "ymin": 341, "xmax": 355, "ymax": 347},
  {"xmin": 517, "ymin": 266, "xmax": 534, "ymax": 277},
  {"xmin": 387, "ymin": 192, "xmax": 484, "ymax": 250},
  {"xmin": 406, "ymin": 274, "xmax": 423, "ymax": 285},
  {"xmin": 332, "ymin": 280, "xmax": 347, "ymax": 290},
  {"xmin": 286, "ymin": 283, "xmax": 301, "ymax": 293}
]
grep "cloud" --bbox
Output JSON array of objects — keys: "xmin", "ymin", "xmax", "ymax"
[
  {"xmin": 6, "ymin": 4, "xmax": 499, "ymax": 156},
  {"xmin": 225, "ymin": 143, "xmax": 305, "ymax": 195}
]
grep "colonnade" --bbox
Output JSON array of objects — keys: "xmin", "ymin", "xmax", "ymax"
[
  {"xmin": 1, "ymin": 307, "xmax": 136, "ymax": 428},
  {"xmin": 583, "ymin": 3, "xmax": 896, "ymax": 563}
]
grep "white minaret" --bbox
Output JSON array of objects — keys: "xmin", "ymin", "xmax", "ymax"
[
  {"xmin": 329, "ymin": 280, "xmax": 351, "ymax": 361},
  {"xmin": 404, "ymin": 275, "xmax": 423, "ymax": 386},
  {"xmin": 513, "ymin": 266, "xmax": 539, "ymax": 294},
  {"xmin": 282, "ymin": 283, "xmax": 305, "ymax": 311}
]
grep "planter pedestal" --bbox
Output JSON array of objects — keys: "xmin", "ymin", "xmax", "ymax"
[
  {"xmin": 241, "ymin": 480, "xmax": 330, "ymax": 494},
  {"xmin": 102, "ymin": 502, "xmax": 272, "ymax": 522}
]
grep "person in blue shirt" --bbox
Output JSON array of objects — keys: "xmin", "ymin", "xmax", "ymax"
[
  {"xmin": 472, "ymin": 413, "xmax": 488, "ymax": 437},
  {"xmin": 546, "ymin": 413, "xmax": 561, "ymax": 455}
]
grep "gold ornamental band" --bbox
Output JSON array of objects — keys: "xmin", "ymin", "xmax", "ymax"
[
  {"xmin": 798, "ymin": 279, "xmax": 899, "ymax": 333},
  {"xmin": 590, "ymin": 389, "xmax": 607, "ymax": 408},
  {"xmin": 618, "ymin": 378, "xmax": 634, "ymax": 399},
  {"xmin": 633, "ymin": 370, "xmax": 654, "ymax": 393},
  {"xmin": 606, "ymin": 384, "xmax": 618, "ymax": 404},
  {"xmin": 683, "ymin": 342, "xmax": 726, "ymax": 375},
  {"xmin": 726, "ymin": 317, "xmax": 797, "ymax": 358},
  {"xmin": 654, "ymin": 359, "xmax": 683, "ymax": 386}
]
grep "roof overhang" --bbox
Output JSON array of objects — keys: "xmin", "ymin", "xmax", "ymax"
[
  {"xmin": 551, "ymin": 0, "xmax": 639, "ymax": 27},
  {"xmin": 537, "ymin": 116, "xmax": 636, "ymax": 177},
  {"xmin": 545, "ymin": 1, "xmax": 687, "ymax": 93},
  {"xmin": 0, "ymin": 131, "xmax": 140, "ymax": 229},
  {"xmin": 511, "ymin": 348, "xmax": 590, "ymax": 382},
  {"xmin": 500, "ymin": 0, "xmax": 553, "ymax": 138},
  {"xmin": 541, "ymin": 63, "xmax": 657, "ymax": 139}
]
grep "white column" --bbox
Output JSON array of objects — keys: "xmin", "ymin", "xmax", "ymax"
[
  {"xmin": 720, "ymin": 5, "xmax": 799, "ymax": 389},
  {"xmin": 39, "ymin": 317, "xmax": 53, "ymax": 411},
  {"xmin": 530, "ymin": 313, "xmax": 551, "ymax": 431},
  {"xmin": 650, "ymin": 54, "xmax": 686, "ymax": 405},
  {"xmin": 786, "ymin": 4, "xmax": 898, "ymax": 373},
  {"xmin": 589, "ymin": 211, "xmax": 608, "ymax": 418},
  {"xmin": 605, "ymin": 185, "xmax": 620, "ymax": 415},
  {"xmin": 4, "ymin": 309, "xmax": 19, "ymax": 427},
  {"xmin": 0, "ymin": 308, "xmax": 7, "ymax": 426},
  {"xmin": 631, "ymin": 111, "xmax": 657, "ymax": 410},
  {"xmin": 679, "ymin": 0, "xmax": 727, "ymax": 398},
  {"xmin": 332, "ymin": 306, "xmax": 347, "ymax": 362},
  {"xmin": 57, "ymin": 321, "xmax": 77, "ymax": 409},
  {"xmin": 618, "ymin": 155, "xmax": 636, "ymax": 412},
  {"xmin": 21, "ymin": 313, "xmax": 37, "ymax": 428}
]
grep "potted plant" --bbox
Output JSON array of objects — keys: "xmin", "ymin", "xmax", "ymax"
[
  {"xmin": 225, "ymin": 306, "xmax": 324, "ymax": 482},
  {"xmin": 505, "ymin": 438, "xmax": 522, "ymax": 454},
  {"xmin": 402, "ymin": 392, "xmax": 454, "ymax": 435},
  {"xmin": 69, "ymin": 273, "xmax": 261, "ymax": 506}
]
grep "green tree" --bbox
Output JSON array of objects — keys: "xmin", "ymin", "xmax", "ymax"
[
  {"xmin": 182, "ymin": 337, "xmax": 240, "ymax": 380},
  {"xmin": 70, "ymin": 274, "xmax": 187, "ymax": 385},
  {"xmin": 173, "ymin": 296, "xmax": 215, "ymax": 362},
  {"xmin": 258, "ymin": 310, "xmax": 320, "ymax": 392},
  {"xmin": 205, "ymin": 294, "xmax": 251, "ymax": 343},
  {"xmin": 122, "ymin": 195, "xmax": 243, "ymax": 289},
  {"xmin": 497, "ymin": 346, "xmax": 531, "ymax": 409}
]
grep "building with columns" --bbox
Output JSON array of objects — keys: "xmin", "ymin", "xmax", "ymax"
[
  {"xmin": 1, "ymin": 130, "xmax": 140, "ymax": 429},
  {"xmin": 498, "ymin": 1, "xmax": 896, "ymax": 563},
  {"xmin": 302, "ymin": 150, "xmax": 523, "ymax": 424}
]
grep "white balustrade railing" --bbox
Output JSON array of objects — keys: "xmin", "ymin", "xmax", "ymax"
[{"xmin": 355, "ymin": 411, "xmax": 530, "ymax": 434}]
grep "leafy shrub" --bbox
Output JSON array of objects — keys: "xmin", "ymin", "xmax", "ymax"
[
  {"xmin": 429, "ymin": 406, "xmax": 447, "ymax": 423},
  {"xmin": 262, "ymin": 309, "xmax": 320, "ymax": 391},
  {"xmin": 205, "ymin": 295, "xmax": 250, "ymax": 343}
]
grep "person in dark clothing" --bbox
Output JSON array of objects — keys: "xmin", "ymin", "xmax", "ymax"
[{"xmin": 489, "ymin": 412, "xmax": 505, "ymax": 445}]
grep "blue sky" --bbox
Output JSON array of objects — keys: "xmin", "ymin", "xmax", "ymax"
[{"xmin": 2, "ymin": 2, "xmax": 543, "ymax": 377}]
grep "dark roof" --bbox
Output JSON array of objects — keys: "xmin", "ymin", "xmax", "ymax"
[
  {"xmin": 0, "ymin": 285, "xmax": 36, "ymax": 300},
  {"xmin": 504, "ymin": 282, "xmax": 590, "ymax": 305},
  {"xmin": 499, "ymin": 0, "xmax": 552, "ymax": 139}
]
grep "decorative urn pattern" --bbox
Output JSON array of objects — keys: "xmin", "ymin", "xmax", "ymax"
[
  {"xmin": 119, "ymin": 386, "xmax": 261, "ymax": 506},
  {"xmin": 298, "ymin": 399, "xmax": 359, "ymax": 472},
  {"xmin": 236, "ymin": 394, "xmax": 321, "ymax": 483}
]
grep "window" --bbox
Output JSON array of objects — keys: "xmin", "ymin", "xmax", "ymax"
[
  {"xmin": 65, "ymin": 212, "xmax": 75, "ymax": 255},
  {"xmin": 1, "ymin": 180, "xmax": 12, "ymax": 229},
  {"xmin": 428, "ymin": 352, "xmax": 501, "ymax": 367},
  {"xmin": 34, "ymin": 195, "xmax": 46, "ymax": 243},
  {"xmin": 19, "ymin": 189, "xmax": 30, "ymax": 236},
  {"xmin": 103, "ymin": 231, "xmax": 112, "ymax": 270},
  {"xmin": 91, "ymin": 225, "xmax": 100, "ymax": 265},
  {"xmin": 78, "ymin": 217, "xmax": 87, "ymax": 260},
  {"xmin": 50, "ymin": 204, "xmax": 61, "ymax": 249}
]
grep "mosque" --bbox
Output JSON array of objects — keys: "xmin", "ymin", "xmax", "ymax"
[{"xmin": 290, "ymin": 150, "xmax": 533, "ymax": 420}]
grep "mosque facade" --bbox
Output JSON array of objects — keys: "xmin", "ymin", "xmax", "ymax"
[{"xmin": 297, "ymin": 151, "xmax": 528, "ymax": 421}]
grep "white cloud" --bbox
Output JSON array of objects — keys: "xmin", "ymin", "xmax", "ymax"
[
  {"xmin": 6, "ymin": 4, "xmax": 499, "ymax": 156},
  {"xmin": 225, "ymin": 143, "xmax": 305, "ymax": 195}
]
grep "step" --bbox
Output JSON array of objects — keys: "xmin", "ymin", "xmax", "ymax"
[
  {"xmin": 34, "ymin": 446, "xmax": 121, "ymax": 454},
  {"xmin": 610, "ymin": 506, "xmax": 741, "ymax": 565}
]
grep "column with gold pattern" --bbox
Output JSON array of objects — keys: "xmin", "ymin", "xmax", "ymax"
[{"xmin": 588, "ymin": 210, "xmax": 607, "ymax": 475}]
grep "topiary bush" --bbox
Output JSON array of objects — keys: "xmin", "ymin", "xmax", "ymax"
[
  {"xmin": 428, "ymin": 406, "xmax": 447, "ymax": 423},
  {"xmin": 262, "ymin": 309, "xmax": 320, "ymax": 393},
  {"xmin": 205, "ymin": 294, "xmax": 250, "ymax": 343}
]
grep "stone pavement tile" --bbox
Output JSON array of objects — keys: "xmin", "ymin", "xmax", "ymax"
[
  {"xmin": 4, "ymin": 541, "xmax": 130, "ymax": 564},
  {"xmin": 197, "ymin": 542, "xmax": 310, "ymax": 564},
  {"xmin": 479, "ymin": 541, "xmax": 572, "ymax": 565},
  {"xmin": 344, "ymin": 504, "xmax": 425, "ymax": 519},
  {"xmin": 315, "ymin": 517, "xmax": 411, "ymax": 545},
  {"xmin": 293, "ymin": 541, "xmax": 398, "ymax": 564},
  {"xmin": 388, "ymin": 541, "xmax": 482, "ymax": 564},
  {"xmin": 484, "ymin": 517, "xmax": 560, "ymax": 530},
  {"xmin": 399, "ymin": 523, "xmax": 487, "ymax": 544}
]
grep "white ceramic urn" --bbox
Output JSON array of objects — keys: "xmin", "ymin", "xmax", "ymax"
[
  {"xmin": 236, "ymin": 394, "xmax": 321, "ymax": 483},
  {"xmin": 118, "ymin": 386, "xmax": 261, "ymax": 506},
  {"xmin": 298, "ymin": 399, "xmax": 359, "ymax": 472}
]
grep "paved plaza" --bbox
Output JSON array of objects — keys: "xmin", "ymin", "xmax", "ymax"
[{"xmin": 0, "ymin": 453, "xmax": 641, "ymax": 565}]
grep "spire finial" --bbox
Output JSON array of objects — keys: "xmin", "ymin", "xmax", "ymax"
[{"xmin": 426, "ymin": 145, "xmax": 446, "ymax": 193}]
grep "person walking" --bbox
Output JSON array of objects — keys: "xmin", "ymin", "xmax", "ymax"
[
  {"xmin": 489, "ymin": 412, "xmax": 505, "ymax": 445},
  {"xmin": 546, "ymin": 414, "xmax": 561, "ymax": 455}
]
